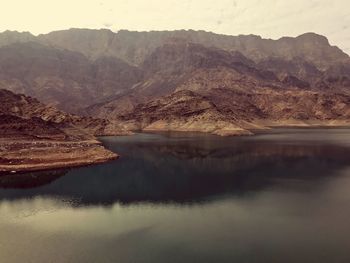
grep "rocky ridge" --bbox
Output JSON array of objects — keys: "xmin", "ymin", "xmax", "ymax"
[
  {"xmin": 87, "ymin": 42, "xmax": 350, "ymax": 135},
  {"xmin": 0, "ymin": 29, "xmax": 349, "ymax": 136},
  {"xmin": 0, "ymin": 89, "xmax": 119, "ymax": 174}
]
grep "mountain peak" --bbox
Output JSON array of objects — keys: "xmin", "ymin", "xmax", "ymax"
[
  {"xmin": 296, "ymin": 32, "xmax": 330, "ymax": 45},
  {"xmin": 0, "ymin": 30, "xmax": 36, "ymax": 48},
  {"xmin": 1, "ymin": 30, "xmax": 34, "ymax": 36}
]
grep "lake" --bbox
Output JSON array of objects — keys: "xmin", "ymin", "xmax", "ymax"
[{"xmin": 1, "ymin": 129, "xmax": 350, "ymax": 263}]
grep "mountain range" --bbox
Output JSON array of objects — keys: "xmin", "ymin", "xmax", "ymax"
[{"xmin": 0, "ymin": 28, "xmax": 349, "ymax": 136}]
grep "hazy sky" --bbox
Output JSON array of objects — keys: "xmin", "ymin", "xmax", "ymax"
[{"xmin": 1, "ymin": 0, "xmax": 349, "ymax": 54}]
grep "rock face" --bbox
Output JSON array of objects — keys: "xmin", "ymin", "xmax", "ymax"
[
  {"xmin": 37, "ymin": 29, "xmax": 348, "ymax": 70},
  {"xmin": 0, "ymin": 89, "xmax": 128, "ymax": 137},
  {"xmin": 118, "ymin": 90, "xmax": 253, "ymax": 136},
  {"xmin": 0, "ymin": 89, "xmax": 119, "ymax": 174},
  {"xmin": 0, "ymin": 29, "xmax": 349, "ymax": 136},
  {"xmin": 0, "ymin": 42, "xmax": 143, "ymax": 112},
  {"xmin": 88, "ymin": 41, "xmax": 350, "ymax": 134}
]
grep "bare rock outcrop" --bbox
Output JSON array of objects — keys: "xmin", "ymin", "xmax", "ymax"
[
  {"xmin": 0, "ymin": 29, "xmax": 349, "ymax": 136},
  {"xmin": 0, "ymin": 89, "xmax": 119, "ymax": 174}
]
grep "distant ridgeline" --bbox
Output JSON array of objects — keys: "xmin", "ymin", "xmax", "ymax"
[{"xmin": 0, "ymin": 29, "xmax": 349, "ymax": 136}]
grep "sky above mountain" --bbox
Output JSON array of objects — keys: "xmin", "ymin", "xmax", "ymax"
[{"xmin": 1, "ymin": 0, "xmax": 349, "ymax": 54}]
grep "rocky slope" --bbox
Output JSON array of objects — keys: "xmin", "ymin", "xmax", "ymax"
[
  {"xmin": 88, "ymin": 42, "xmax": 350, "ymax": 135},
  {"xmin": 36, "ymin": 29, "xmax": 349, "ymax": 70},
  {"xmin": 116, "ymin": 88, "xmax": 350, "ymax": 136},
  {"xmin": 0, "ymin": 29, "xmax": 349, "ymax": 136},
  {"xmin": 0, "ymin": 89, "xmax": 119, "ymax": 174},
  {"xmin": 0, "ymin": 42, "xmax": 142, "ymax": 112},
  {"xmin": 0, "ymin": 89, "xmax": 128, "ymax": 136},
  {"xmin": 117, "ymin": 90, "xmax": 253, "ymax": 136},
  {"xmin": 38, "ymin": 29, "xmax": 350, "ymax": 95}
]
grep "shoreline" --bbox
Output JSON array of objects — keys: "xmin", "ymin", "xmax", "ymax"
[
  {"xmin": 0, "ymin": 152, "xmax": 118, "ymax": 175},
  {"xmin": 2, "ymin": 124, "xmax": 349, "ymax": 175},
  {"xmin": 0, "ymin": 139, "xmax": 119, "ymax": 175},
  {"xmin": 132, "ymin": 122, "xmax": 350, "ymax": 137}
]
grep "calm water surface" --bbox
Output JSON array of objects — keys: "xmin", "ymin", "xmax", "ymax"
[{"xmin": 1, "ymin": 129, "xmax": 350, "ymax": 263}]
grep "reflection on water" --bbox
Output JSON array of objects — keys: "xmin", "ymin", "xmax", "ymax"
[
  {"xmin": 1, "ymin": 129, "xmax": 350, "ymax": 263},
  {"xmin": 0, "ymin": 170, "xmax": 67, "ymax": 189}
]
